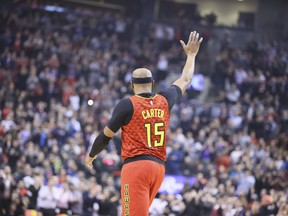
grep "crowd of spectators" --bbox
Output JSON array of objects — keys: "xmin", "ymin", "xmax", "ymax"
[{"xmin": 0, "ymin": 2, "xmax": 287, "ymax": 216}]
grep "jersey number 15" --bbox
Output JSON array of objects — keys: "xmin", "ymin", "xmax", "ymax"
[{"xmin": 144, "ymin": 122, "xmax": 165, "ymax": 148}]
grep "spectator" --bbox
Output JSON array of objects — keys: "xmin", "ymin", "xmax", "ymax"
[
  {"xmin": 166, "ymin": 143, "xmax": 184, "ymax": 175},
  {"xmin": 56, "ymin": 182, "xmax": 74, "ymax": 214},
  {"xmin": 0, "ymin": 2, "xmax": 287, "ymax": 215},
  {"xmin": 37, "ymin": 176, "xmax": 61, "ymax": 216}
]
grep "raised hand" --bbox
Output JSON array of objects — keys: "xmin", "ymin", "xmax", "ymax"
[{"xmin": 180, "ymin": 31, "xmax": 203, "ymax": 56}]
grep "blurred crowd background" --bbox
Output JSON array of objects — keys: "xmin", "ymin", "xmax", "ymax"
[{"xmin": 0, "ymin": 0, "xmax": 287, "ymax": 216}]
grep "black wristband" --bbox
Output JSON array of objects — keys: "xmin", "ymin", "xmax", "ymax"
[{"xmin": 89, "ymin": 131, "xmax": 112, "ymax": 157}]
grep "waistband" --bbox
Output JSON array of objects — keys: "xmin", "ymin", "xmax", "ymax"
[{"xmin": 123, "ymin": 155, "xmax": 165, "ymax": 166}]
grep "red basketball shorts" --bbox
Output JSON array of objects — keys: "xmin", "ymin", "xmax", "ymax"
[{"xmin": 121, "ymin": 160, "xmax": 165, "ymax": 216}]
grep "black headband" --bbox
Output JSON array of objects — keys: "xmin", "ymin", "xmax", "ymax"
[{"xmin": 131, "ymin": 77, "xmax": 153, "ymax": 84}]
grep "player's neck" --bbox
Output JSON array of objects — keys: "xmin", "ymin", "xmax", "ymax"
[
  {"xmin": 134, "ymin": 87, "xmax": 152, "ymax": 95},
  {"xmin": 134, "ymin": 90, "xmax": 152, "ymax": 95}
]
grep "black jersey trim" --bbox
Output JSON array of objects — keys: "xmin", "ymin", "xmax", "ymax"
[
  {"xmin": 135, "ymin": 94, "xmax": 157, "ymax": 99},
  {"xmin": 123, "ymin": 155, "xmax": 165, "ymax": 166}
]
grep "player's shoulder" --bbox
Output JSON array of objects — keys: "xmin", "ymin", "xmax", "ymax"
[
  {"xmin": 155, "ymin": 93, "xmax": 167, "ymax": 101},
  {"xmin": 116, "ymin": 97, "xmax": 132, "ymax": 106},
  {"xmin": 157, "ymin": 85, "xmax": 182, "ymax": 111},
  {"xmin": 113, "ymin": 97, "xmax": 133, "ymax": 114},
  {"xmin": 158, "ymin": 85, "xmax": 182, "ymax": 98}
]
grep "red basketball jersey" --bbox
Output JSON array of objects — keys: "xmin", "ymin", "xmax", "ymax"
[{"xmin": 121, "ymin": 94, "xmax": 170, "ymax": 161}]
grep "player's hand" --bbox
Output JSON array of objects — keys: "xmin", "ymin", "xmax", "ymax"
[
  {"xmin": 180, "ymin": 31, "xmax": 203, "ymax": 56},
  {"xmin": 85, "ymin": 155, "xmax": 96, "ymax": 169}
]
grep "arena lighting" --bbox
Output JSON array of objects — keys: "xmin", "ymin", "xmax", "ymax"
[
  {"xmin": 238, "ymin": 0, "xmax": 244, "ymax": 2},
  {"xmin": 87, "ymin": 99, "xmax": 94, "ymax": 106},
  {"xmin": 190, "ymin": 74, "xmax": 205, "ymax": 91},
  {"xmin": 61, "ymin": 0, "xmax": 124, "ymax": 11},
  {"xmin": 44, "ymin": 5, "xmax": 65, "ymax": 12},
  {"xmin": 159, "ymin": 175, "xmax": 196, "ymax": 194}
]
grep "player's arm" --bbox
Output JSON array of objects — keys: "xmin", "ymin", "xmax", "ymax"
[
  {"xmin": 85, "ymin": 126, "xmax": 115, "ymax": 169},
  {"xmin": 159, "ymin": 85, "xmax": 182, "ymax": 111},
  {"xmin": 85, "ymin": 98, "xmax": 133, "ymax": 169},
  {"xmin": 173, "ymin": 31, "xmax": 203, "ymax": 95}
]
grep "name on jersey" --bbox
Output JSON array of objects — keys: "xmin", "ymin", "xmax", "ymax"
[{"xmin": 142, "ymin": 108, "xmax": 164, "ymax": 119}]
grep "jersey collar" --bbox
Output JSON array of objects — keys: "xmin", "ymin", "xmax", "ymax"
[{"xmin": 137, "ymin": 92, "xmax": 156, "ymax": 98}]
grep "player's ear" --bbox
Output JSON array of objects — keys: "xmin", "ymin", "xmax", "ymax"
[
  {"xmin": 130, "ymin": 81, "xmax": 134, "ymax": 89},
  {"xmin": 151, "ymin": 81, "xmax": 154, "ymax": 89}
]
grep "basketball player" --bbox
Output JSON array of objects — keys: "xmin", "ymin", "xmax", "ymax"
[{"xmin": 86, "ymin": 31, "xmax": 203, "ymax": 216}]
